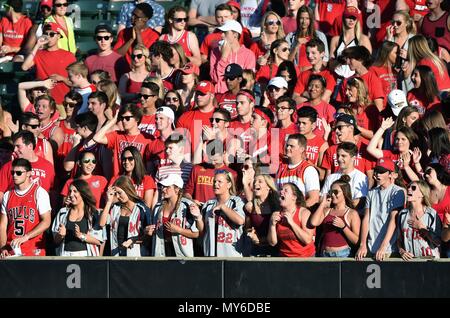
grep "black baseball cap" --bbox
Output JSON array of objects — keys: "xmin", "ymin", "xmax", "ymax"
[
  {"xmin": 95, "ymin": 24, "xmax": 113, "ymax": 35},
  {"xmin": 335, "ymin": 113, "xmax": 361, "ymax": 135},
  {"xmin": 224, "ymin": 63, "xmax": 243, "ymax": 78}
]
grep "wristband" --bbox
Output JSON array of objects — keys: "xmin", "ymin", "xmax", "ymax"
[{"xmin": 80, "ymin": 234, "xmax": 87, "ymax": 242}]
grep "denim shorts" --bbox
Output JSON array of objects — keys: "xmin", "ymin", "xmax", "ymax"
[{"xmin": 321, "ymin": 247, "xmax": 352, "ymax": 258}]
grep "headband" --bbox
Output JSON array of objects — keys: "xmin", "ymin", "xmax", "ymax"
[
  {"xmin": 237, "ymin": 90, "xmax": 255, "ymax": 103},
  {"xmin": 254, "ymin": 108, "xmax": 271, "ymax": 124}
]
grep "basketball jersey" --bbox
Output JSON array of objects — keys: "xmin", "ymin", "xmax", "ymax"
[
  {"xmin": 58, "ymin": 121, "xmax": 76, "ymax": 157},
  {"xmin": 5, "ymin": 183, "xmax": 46, "ymax": 256},
  {"xmin": 161, "ymin": 30, "xmax": 192, "ymax": 56}
]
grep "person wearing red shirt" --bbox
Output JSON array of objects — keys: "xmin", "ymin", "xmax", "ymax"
[
  {"xmin": 419, "ymin": 0, "xmax": 450, "ymax": 51},
  {"xmin": 297, "ymin": 106, "xmax": 329, "ymax": 179},
  {"xmin": 0, "ymin": 131, "xmax": 55, "ymax": 204},
  {"xmin": 275, "ymin": 96, "xmax": 299, "ymax": 159},
  {"xmin": 20, "ymin": 112, "xmax": 54, "ymax": 165},
  {"xmin": 0, "ymin": 158, "xmax": 51, "ymax": 257},
  {"xmin": 229, "ymin": 89, "xmax": 255, "ymax": 153},
  {"xmin": 282, "ymin": 0, "xmax": 305, "ymax": 34},
  {"xmin": 176, "ymin": 81, "xmax": 216, "ymax": 156},
  {"xmin": 315, "ymin": 0, "xmax": 346, "ymax": 36},
  {"xmin": 215, "ymin": 63, "xmax": 243, "ymax": 120},
  {"xmin": 138, "ymin": 81, "xmax": 159, "ymax": 136},
  {"xmin": 297, "ymin": 75, "xmax": 336, "ymax": 139},
  {"xmin": 93, "ymin": 104, "xmax": 153, "ymax": 177},
  {"xmin": 185, "ymin": 139, "xmax": 237, "ymax": 206},
  {"xmin": 256, "ymin": 39, "xmax": 290, "ymax": 91},
  {"xmin": 267, "ymin": 182, "xmax": 315, "ymax": 257},
  {"xmin": 0, "ymin": 0, "xmax": 32, "ymax": 61},
  {"xmin": 58, "ymin": 91, "xmax": 81, "ymax": 159},
  {"xmin": 293, "ymin": 38, "xmax": 335, "ymax": 104},
  {"xmin": 22, "ymin": 22, "xmax": 76, "ymax": 105},
  {"xmin": 407, "ymin": 65, "xmax": 442, "ymax": 115},
  {"xmin": 114, "ymin": 3, "xmax": 159, "ymax": 67},
  {"xmin": 35, "ymin": 95, "xmax": 64, "ymax": 150},
  {"xmin": 61, "ymin": 151, "xmax": 107, "ymax": 209}
]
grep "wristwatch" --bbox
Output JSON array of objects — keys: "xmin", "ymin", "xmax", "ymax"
[{"xmin": 80, "ymin": 234, "xmax": 87, "ymax": 242}]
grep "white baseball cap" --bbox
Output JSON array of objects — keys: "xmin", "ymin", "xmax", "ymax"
[
  {"xmin": 156, "ymin": 106, "xmax": 175, "ymax": 122},
  {"xmin": 268, "ymin": 77, "xmax": 288, "ymax": 89},
  {"xmin": 388, "ymin": 89, "xmax": 408, "ymax": 116},
  {"xmin": 158, "ymin": 174, "xmax": 184, "ymax": 188},
  {"xmin": 218, "ymin": 20, "xmax": 243, "ymax": 34}
]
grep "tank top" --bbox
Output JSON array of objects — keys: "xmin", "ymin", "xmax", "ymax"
[
  {"xmin": 40, "ymin": 120, "xmax": 59, "ymax": 141},
  {"xmin": 421, "ymin": 11, "xmax": 450, "ymax": 51},
  {"xmin": 276, "ymin": 207, "xmax": 316, "ymax": 257},
  {"xmin": 126, "ymin": 75, "xmax": 144, "ymax": 94},
  {"xmin": 58, "ymin": 121, "xmax": 76, "ymax": 157},
  {"xmin": 334, "ymin": 35, "xmax": 358, "ymax": 78},
  {"xmin": 35, "ymin": 137, "xmax": 48, "ymax": 160},
  {"xmin": 432, "ymin": 186, "xmax": 450, "ymax": 223},
  {"xmin": 65, "ymin": 218, "xmax": 88, "ymax": 252},
  {"xmin": 321, "ymin": 207, "xmax": 350, "ymax": 249},
  {"xmin": 249, "ymin": 212, "xmax": 271, "ymax": 238},
  {"xmin": 161, "ymin": 30, "xmax": 192, "ymax": 57}
]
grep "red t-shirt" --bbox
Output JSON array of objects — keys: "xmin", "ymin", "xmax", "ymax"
[
  {"xmin": 278, "ymin": 123, "xmax": 299, "ymax": 157},
  {"xmin": 297, "ymin": 101, "xmax": 335, "ymax": 138},
  {"xmin": 176, "ymin": 108, "xmax": 215, "ymax": 154},
  {"xmin": 85, "ymin": 51, "xmax": 129, "ymax": 82},
  {"xmin": 370, "ymin": 65, "xmax": 397, "ymax": 99},
  {"xmin": 321, "ymin": 143, "xmax": 374, "ymax": 174},
  {"xmin": 306, "ymin": 134, "xmax": 326, "ymax": 166},
  {"xmin": 0, "ymin": 15, "xmax": 32, "ymax": 54},
  {"xmin": 138, "ymin": 114, "xmax": 157, "ymax": 136},
  {"xmin": 0, "ymin": 157, "xmax": 54, "ymax": 193},
  {"xmin": 256, "ymin": 63, "xmax": 279, "ymax": 88},
  {"xmin": 216, "ymin": 91, "xmax": 238, "ymax": 119},
  {"xmin": 114, "ymin": 27, "xmax": 159, "ymax": 66},
  {"xmin": 281, "ymin": 16, "xmax": 297, "ymax": 35},
  {"xmin": 316, "ymin": 0, "xmax": 346, "ymax": 36},
  {"xmin": 58, "ymin": 121, "xmax": 76, "ymax": 157},
  {"xmin": 229, "ymin": 120, "xmax": 252, "ymax": 152},
  {"xmin": 61, "ymin": 175, "xmax": 108, "ymax": 208},
  {"xmin": 34, "ymin": 49, "xmax": 76, "ymax": 104},
  {"xmin": 105, "ymin": 131, "xmax": 153, "ymax": 177},
  {"xmin": 359, "ymin": 70, "xmax": 385, "ymax": 105},
  {"xmin": 109, "ymin": 174, "xmax": 156, "ymax": 201},
  {"xmin": 407, "ymin": 89, "xmax": 441, "ymax": 116}
]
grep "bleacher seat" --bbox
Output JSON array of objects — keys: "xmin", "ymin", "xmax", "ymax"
[{"xmin": 22, "ymin": 0, "xmax": 39, "ymax": 17}]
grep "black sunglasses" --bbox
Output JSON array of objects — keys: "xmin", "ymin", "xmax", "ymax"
[
  {"xmin": 225, "ymin": 76, "xmax": 239, "ymax": 81},
  {"xmin": 82, "ymin": 158, "xmax": 97, "ymax": 164},
  {"xmin": 44, "ymin": 32, "xmax": 58, "ymax": 38},
  {"xmin": 328, "ymin": 189, "xmax": 339, "ymax": 196},
  {"xmin": 173, "ymin": 17, "xmax": 188, "ymax": 23},
  {"xmin": 131, "ymin": 53, "xmax": 144, "ymax": 60},
  {"xmin": 408, "ymin": 185, "xmax": 417, "ymax": 191},
  {"xmin": 25, "ymin": 123, "xmax": 40, "ymax": 129},
  {"xmin": 95, "ymin": 35, "xmax": 111, "ymax": 41},
  {"xmin": 165, "ymin": 97, "xmax": 179, "ymax": 102},
  {"xmin": 11, "ymin": 170, "xmax": 26, "ymax": 176},
  {"xmin": 119, "ymin": 115, "xmax": 134, "ymax": 122},
  {"xmin": 139, "ymin": 93, "xmax": 156, "ymax": 99},
  {"xmin": 122, "ymin": 156, "xmax": 135, "ymax": 162},
  {"xmin": 392, "ymin": 20, "xmax": 402, "ymax": 26},
  {"xmin": 266, "ymin": 20, "xmax": 281, "ymax": 26},
  {"xmin": 209, "ymin": 118, "xmax": 227, "ymax": 124},
  {"xmin": 54, "ymin": 2, "xmax": 69, "ymax": 7},
  {"xmin": 63, "ymin": 101, "xmax": 77, "ymax": 108}
]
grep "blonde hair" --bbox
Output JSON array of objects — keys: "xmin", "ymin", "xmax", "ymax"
[
  {"xmin": 132, "ymin": 44, "xmax": 152, "ymax": 72},
  {"xmin": 393, "ymin": 10, "xmax": 416, "ymax": 35},
  {"xmin": 253, "ymin": 174, "xmax": 279, "ymax": 213},
  {"xmin": 66, "ymin": 61, "xmax": 89, "ymax": 78},
  {"xmin": 347, "ymin": 77, "xmax": 371, "ymax": 107},
  {"xmin": 97, "ymin": 79, "xmax": 118, "ymax": 110},
  {"xmin": 160, "ymin": 185, "xmax": 184, "ymax": 218},
  {"xmin": 408, "ymin": 35, "xmax": 445, "ymax": 77},
  {"xmin": 408, "ymin": 180, "xmax": 432, "ymax": 208},
  {"xmin": 171, "ymin": 43, "xmax": 188, "ymax": 68},
  {"xmin": 214, "ymin": 171, "xmax": 236, "ymax": 196},
  {"xmin": 113, "ymin": 175, "xmax": 142, "ymax": 203},
  {"xmin": 261, "ymin": 11, "xmax": 285, "ymax": 39},
  {"xmin": 343, "ymin": 15, "xmax": 362, "ymax": 44}
]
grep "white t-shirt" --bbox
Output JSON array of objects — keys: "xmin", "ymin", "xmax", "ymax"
[{"xmin": 321, "ymin": 169, "xmax": 368, "ymax": 199}]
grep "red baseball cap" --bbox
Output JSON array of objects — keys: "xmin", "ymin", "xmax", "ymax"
[
  {"xmin": 195, "ymin": 81, "xmax": 215, "ymax": 94},
  {"xmin": 375, "ymin": 158, "xmax": 396, "ymax": 172},
  {"xmin": 227, "ymin": 1, "xmax": 241, "ymax": 10},
  {"xmin": 40, "ymin": 0, "xmax": 53, "ymax": 8},
  {"xmin": 343, "ymin": 6, "xmax": 361, "ymax": 19},
  {"xmin": 44, "ymin": 22, "xmax": 63, "ymax": 34},
  {"xmin": 180, "ymin": 62, "xmax": 200, "ymax": 76}
]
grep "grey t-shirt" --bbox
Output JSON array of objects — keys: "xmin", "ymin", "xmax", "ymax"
[
  {"xmin": 365, "ymin": 184, "xmax": 405, "ymax": 254},
  {"xmin": 190, "ymin": 0, "xmax": 227, "ymax": 17}
]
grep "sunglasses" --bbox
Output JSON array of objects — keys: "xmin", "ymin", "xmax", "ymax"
[
  {"xmin": 24, "ymin": 123, "xmax": 40, "ymax": 129},
  {"xmin": 119, "ymin": 115, "xmax": 134, "ymax": 122},
  {"xmin": 335, "ymin": 124, "xmax": 351, "ymax": 131},
  {"xmin": 276, "ymin": 106, "xmax": 290, "ymax": 111},
  {"xmin": 225, "ymin": 76, "xmax": 239, "ymax": 81},
  {"xmin": 279, "ymin": 47, "xmax": 289, "ymax": 52},
  {"xmin": 266, "ymin": 20, "xmax": 281, "ymax": 26},
  {"xmin": 63, "ymin": 101, "xmax": 77, "ymax": 108},
  {"xmin": 328, "ymin": 189, "xmax": 339, "ymax": 196},
  {"xmin": 392, "ymin": 20, "xmax": 402, "ymax": 26},
  {"xmin": 408, "ymin": 185, "xmax": 417, "ymax": 191},
  {"xmin": 139, "ymin": 93, "xmax": 156, "ymax": 99},
  {"xmin": 209, "ymin": 118, "xmax": 227, "ymax": 124},
  {"xmin": 122, "ymin": 156, "xmax": 135, "ymax": 162},
  {"xmin": 96, "ymin": 35, "xmax": 111, "ymax": 41},
  {"xmin": 82, "ymin": 158, "xmax": 97, "ymax": 164},
  {"xmin": 165, "ymin": 97, "xmax": 179, "ymax": 102},
  {"xmin": 11, "ymin": 170, "xmax": 26, "ymax": 176},
  {"xmin": 44, "ymin": 32, "xmax": 58, "ymax": 38},
  {"xmin": 131, "ymin": 53, "xmax": 144, "ymax": 60},
  {"xmin": 54, "ymin": 3, "xmax": 69, "ymax": 7},
  {"xmin": 173, "ymin": 17, "xmax": 188, "ymax": 23},
  {"xmin": 268, "ymin": 86, "xmax": 282, "ymax": 92}
]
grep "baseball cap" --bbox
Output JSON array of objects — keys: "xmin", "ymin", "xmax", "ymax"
[
  {"xmin": 180, "ymin": 62, "xmax": 200, "ymax": 76},
  {"xmin": 158, "ymin": 174, "xmax": 184, "ymax": 188},
  {"xmin": 95, "ymin": 24, "xmax": 113, "ymax": 35},
  {"xmin": 195, "ymin": 81, "xmax": 215, "ymax": 95},
  {"xmin": 156, "ymin": 106, "xmax": 175, "ymax": 122},
  {"xmin": 224, "ymin": 63, "xmax": 243, "ymax": 78},
  {"xmin": 227, "ymin": 0, "xmax": 241, "ymax": 10},
  {"xmin": 343, "ymin": 6, "xmax": 361, "ymax": 19},
  {"xmin": 43, "ymin": 22, "xmax": 63, "ymax": 34},
  {"xmin": 218, "ymin": 20, "xmax": 242, "ymax": 34},
  {"xmin": 388, "ymin": 89, "xmax": 408, "ymax": 116},
  {"xmin": 374, "ymin": 157, "xmax": 396, "ymax": 173},
  {"xmin": 335, "ymin": 113, "xmax": 361, "ymax": 135},
  {"xmin": 267, "ymin": 76, "xmax": 288, "ymax": 89},
  {"xmin": 40, "ymin": 0, "xmax": 52, "ymax": 8}
]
